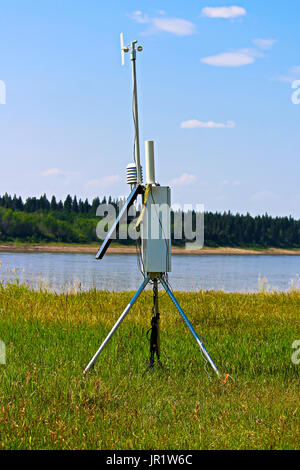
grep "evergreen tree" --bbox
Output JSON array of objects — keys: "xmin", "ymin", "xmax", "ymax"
[
  {"xmin": 78, "ymin": 198, "xmax": 84, "ymax": 213},
  {"xmin": 83, "ymin": 198, "xmax": 90, "ymax": 213},
  {"xmin": 91, "ymin": 197, "xmax": 100, "ymax": 215},
  {"xmin": 72, "ymin": 195, "xmax": 79, "ymax": 213},
  {"xmin": 50, "ymin": 196, "xmax": 58, "ymax": 211},
  {"xmin": 0, "ymin": 192, "xmax": 299, "ymax": 248},
  {"xmin": 57, "ymin": 200, "xmax": 63, "ymax": 211},
  {"xmin": 64, "ymin": 195, "xmax": 73, "ymax": 212}
]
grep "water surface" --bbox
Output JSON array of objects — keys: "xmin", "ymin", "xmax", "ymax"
[{"xmin": 0, "ymin": 252, "xmax": 299, "ymax": 293}]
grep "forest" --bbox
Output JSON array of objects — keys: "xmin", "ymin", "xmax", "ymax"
[{"xmin": 0, "ymin": 193, "xmax": 299, "ymax": 248}]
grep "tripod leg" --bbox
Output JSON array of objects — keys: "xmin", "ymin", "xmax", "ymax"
[
  {"xmin": 160, "ymin": 278, "xmax": 219, "ymax": 377},
  {"xmin": 84, "ymin": 275, "xmax": 150, "ymax": 374}
]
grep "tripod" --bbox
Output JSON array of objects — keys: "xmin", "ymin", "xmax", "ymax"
[{"xmin": 83, "ymin": 274, "xmax": 219, "ymax": 376}]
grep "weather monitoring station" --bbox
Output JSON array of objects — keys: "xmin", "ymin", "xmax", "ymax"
[{"xmin": 84, "ymin": 35, "xmax": 219, "ymax": 378}]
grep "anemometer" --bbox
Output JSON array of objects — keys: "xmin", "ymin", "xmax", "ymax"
[{"xmin": 83, "ymin": 34, "xmax": 219, "ymax": 377}]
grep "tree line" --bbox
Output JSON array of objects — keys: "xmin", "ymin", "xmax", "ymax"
[
  {"xmin": 0, "ymin": 193, "xmax": 113, "ymax": 215},
  {"xmin": 0, "ymin": 193, "xmax": 299, "ymax": 248}
]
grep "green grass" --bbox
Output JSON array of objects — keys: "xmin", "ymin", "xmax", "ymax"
[{"xmin": 0, "ymin": 283, "xmax": 299, "ymax": 450}]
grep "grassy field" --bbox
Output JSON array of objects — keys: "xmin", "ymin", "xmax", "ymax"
[{"xmin": 0, "ymin": 283, "xmax": 299, "ymax": 450}]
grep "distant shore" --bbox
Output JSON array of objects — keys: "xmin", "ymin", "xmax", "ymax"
[{"xmin": 0, "ymin": 243, "xmax": 299, "ymax": 256}]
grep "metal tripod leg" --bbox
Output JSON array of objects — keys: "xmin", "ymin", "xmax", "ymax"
[
  {"xmin": 160, "ymin": 277, "xmax": 219, "ymax": 377},
  {"xmin": 84, "ymin": 275, "xmax": 150, "ymax": 374}
]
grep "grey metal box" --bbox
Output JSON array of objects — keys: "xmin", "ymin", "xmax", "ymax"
[{"xmin": 141, "ymin": 186, "xmax": 171, "ymax": 273}]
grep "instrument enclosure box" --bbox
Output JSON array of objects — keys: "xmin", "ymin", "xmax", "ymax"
[{"xmin": 141, "ymin": 186, "xmax": 171, "ymax": 273}]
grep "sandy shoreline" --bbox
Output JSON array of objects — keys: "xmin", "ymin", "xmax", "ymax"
[{"xmin": 0, "ymin": 244, "xmax": 299, "ymax": 256}]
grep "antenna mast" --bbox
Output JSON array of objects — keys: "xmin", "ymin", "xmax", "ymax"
[{"xmin": 120, "ymin": 33, "xmax": 143, "ymax": 184}]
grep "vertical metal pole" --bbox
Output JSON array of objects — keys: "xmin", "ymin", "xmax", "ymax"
[
  {"xmin": 154, "ymin": 279, "xmax": 161, "ymax": 362},
  {"xmin": 145, "ymin": 140, "xmax": 155, "ymax": 185},
  {"xmin": 84, "ymin": 275, "xmax": 150, "ymax": 374},
  {"xmin": 160, "ymin": 278, "xmax": 220, "ymax": 377},
  {"xmin": 146, "ymin": 278, "xmax": 162, "ymax": 371},
  {"xmin": 131, "ymin": 42, "xmax": 142, "ymax": 184},
  {"xmin": 152, "ymin": 278, "xmax": 161, "ymax": 364}
]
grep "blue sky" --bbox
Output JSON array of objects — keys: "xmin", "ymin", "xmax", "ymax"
[{"xmin": 0, "ymin": 1, "xmax": 299, "ymax": 217}]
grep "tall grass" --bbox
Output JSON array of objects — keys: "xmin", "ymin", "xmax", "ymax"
[{"xmin": 0, "ymin": 283, "xmax": 299, "ymax": 450}]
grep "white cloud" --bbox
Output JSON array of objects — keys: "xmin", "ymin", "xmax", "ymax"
[
  {"xmin": 201, "ymin": 51, "xmax": 255, "ymax": 67},
  {"xmin": 85, "ymin": 174, "xmax": 120, "ymax": 189},
  {"xmin": 41, "ymin": 168, "xmax": 79, "ymax": 186},
  {"xmin": 42, "ymin": 168, "xmax": 65, "ymax": 177},
  {"xmin": 274, "ymin": 76, "xmax": 293, "ymax": 84},
  {"xmin": 170, "ymin": 173, "xmax": 197, "ymax": 186},
  {"xmin": 251, "ymin": 190, "xmax": 279, "ymax": 202},
  {"xmin": 238, "ymin": 48, "xmax": 264, "ymax": 59},
  {"xmin": 201, "ymin": 42, "xmax": 272, "ymax": 68},
  {"xmin": 252, "ymin": 38, "xmax": 277, "ymax": 50},
  {"xmin": 201, "ymin": 6, "xmax": 246, "ymax": 19},
  {"xmin": 130, "ymin": 11, "xmax": 149, "ymax": 24},
  {"xmin": 274, "ymin": 66, "xmax": 300, "ymax": 83},
  {"xmin": 152, "ymin": 17, "xmax": 195, "ymax": 35},
  {"xmin": 181, "ymin": 120, "xmax": 236, "ymax": 129},
  {"xmin": 221, "ymin": 180, "xmax": 241, "ymax": 186},
  {"xmin": 130, "ymin": 11, "xmax": 195, "ymax": 36},
  {"xmin": 292, "ymin": 66, "xmax": 300, "ymax": 75}
]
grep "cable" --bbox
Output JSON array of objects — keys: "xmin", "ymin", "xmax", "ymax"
[
  {"xmin": 135, "ymin": 236, "xmax": 145, "ymax": 279},
  {"xmin": 132, "ymin": 79, "xmax": 137, "ymax": 166}
]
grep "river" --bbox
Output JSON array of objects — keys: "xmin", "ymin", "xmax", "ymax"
[{"xmin": 0, "ymin": 252, "xmax": 299, "ymax": 293}]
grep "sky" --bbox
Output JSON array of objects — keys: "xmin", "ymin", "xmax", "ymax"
[{"xmin": 0, "ymin": 0, "xmax": 299, "ymax": 217}]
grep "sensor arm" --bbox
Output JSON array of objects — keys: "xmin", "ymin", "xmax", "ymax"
[{"xmin": 96, "ymin": 184, "xmax": 144, "ymax": 260}]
